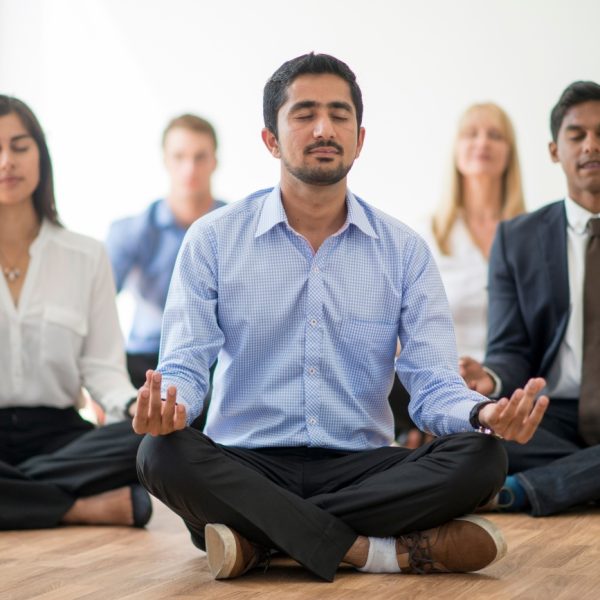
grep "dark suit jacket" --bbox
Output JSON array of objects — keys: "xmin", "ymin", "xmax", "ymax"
[{"xmin": 485, "ymin": 200, "xmax": 570, "ymax": 396}]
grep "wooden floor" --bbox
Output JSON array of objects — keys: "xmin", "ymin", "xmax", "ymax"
[{"xmin": 1, "ymin": 500, "xmax": 599, "ymax": 600}]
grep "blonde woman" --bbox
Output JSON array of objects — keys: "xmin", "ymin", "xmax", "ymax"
[{"xmin": 422, "ymin": 102, "xmax": 525, "ymax": 362}]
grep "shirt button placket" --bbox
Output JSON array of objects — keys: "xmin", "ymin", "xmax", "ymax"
[{"xmin": 304, "ymin": 258, "xmax": 323, "ymax": 440}]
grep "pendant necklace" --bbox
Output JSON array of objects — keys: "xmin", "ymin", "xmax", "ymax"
[{"xmin": 0, "ymin": 226, "xmax": 39, "ymax": 283}]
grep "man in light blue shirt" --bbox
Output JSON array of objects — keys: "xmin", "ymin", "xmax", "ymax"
[
  {"xmin": 106, "ymin": 114, "xmax": 225, "ymax": 388},
  {"xmin": 133, "ymin": 53, "xmax": 547, "ymax": 582}
]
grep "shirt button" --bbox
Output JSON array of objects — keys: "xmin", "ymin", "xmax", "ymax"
[
  {"xmin": 309, "ymin": 318, "xmax": 318, "ymax": 327},
  {"xmin": 313, "ymin": 266, "xmax": 320, "ymax": 273},
  {"xmin": 308, "ymin": 417, "xmax": 317, "ymax": 425},
  {"xmin": 308, "ymin": 367, "xmax": 317, "ymax": 375}
]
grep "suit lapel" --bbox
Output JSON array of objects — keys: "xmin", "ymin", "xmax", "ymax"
[{"xmin": 538, "ymin": 201, "xmax": 570, "ymax": 373}]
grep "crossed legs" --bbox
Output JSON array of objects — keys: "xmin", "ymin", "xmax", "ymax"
[{"xmin": 138, "ymin": 429, "xmax": 506, "ymax": 581}]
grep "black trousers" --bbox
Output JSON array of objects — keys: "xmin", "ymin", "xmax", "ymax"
[
  {"xmin": 0, "ymin": 407, "xmax": 143, "ymax": 530},
  {"xmin": 137, "ymin": 429, "xmax": 507, "ymax": 581}
]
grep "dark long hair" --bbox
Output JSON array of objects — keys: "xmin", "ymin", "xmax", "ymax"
[{"xmin": 0, "ymin": 95, "xmax": 61, "ymax": 225}]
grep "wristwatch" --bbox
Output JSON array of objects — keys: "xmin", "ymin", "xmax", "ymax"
[{"xmin": 469, "ymin": 400, "xmax": 496, "ymax": 432}]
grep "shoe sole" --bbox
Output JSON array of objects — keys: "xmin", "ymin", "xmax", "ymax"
[
  {"xmin": 205, "ymin": 524, "xmax": 238, "ymax": 579},
  {"xmin": 455, "ymin": 514, "xmax": 508, "ymax": 568}
]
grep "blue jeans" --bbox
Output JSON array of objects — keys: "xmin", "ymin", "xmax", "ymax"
[{"xmin": 502, "ymin": 398, "xmax": 600, "ymax": 516}]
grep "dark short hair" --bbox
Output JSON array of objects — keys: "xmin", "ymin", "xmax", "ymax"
[
  {"xmin": 0, "ymin": 95, "xmax": 61, "ymax": 225},
  {"xmin": 550, "ymin": 81, "xmax": 600, "ymax": 142},
  {"xmin": 162, "ymin": 114, "xmax": 218, "ymax": 150},
  {"xmin": 263, "ymin": 52, "xmax": 363, "ymax": 138}
]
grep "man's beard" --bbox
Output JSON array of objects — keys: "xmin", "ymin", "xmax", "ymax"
[
  {"xmin": 283, "ymin": 159, "xmax": 352, "ymax": 186},
  {"xmin": 282, "ymin": 141, "xmax": 352, "ymax": 186}
]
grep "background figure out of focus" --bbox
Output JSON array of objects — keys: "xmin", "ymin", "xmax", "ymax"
[
  {"xmin": 421, "ymin": 102, "xmax": 526, "ymax": 360},
  {"xmin": 106, "ymin": 114, "xmax": 225, "ymax": 389},
  {"xmin": 393, "ymin": 103, "xmax": 526, "ymax": 447},
  {"xmin": 0, "ymin": 95, "xmax": 150, "ymax": 530}
]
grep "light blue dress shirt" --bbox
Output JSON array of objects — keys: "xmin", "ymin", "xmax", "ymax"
[
  {"xmin": 106, "ymin": 198, "xmax": 225, "ymax": 353},
  {"xmin": 159, "ymin": 186, "xmax": 486, "ymax": 450}
]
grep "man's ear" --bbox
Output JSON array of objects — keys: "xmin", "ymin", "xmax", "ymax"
[
  {"xmin": 549, "ymin": 140, "xmax": 560, "ymax": 163},
  {"xmin": 262, "ymin": 128, "xmax": 281, "ymax": 158},
  {"xmin": 354, "ymin": 127, "xmax": 366, "ymax": 159}
]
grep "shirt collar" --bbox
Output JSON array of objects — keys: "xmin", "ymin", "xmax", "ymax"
[
  {"xmin": 564, "ymin": 196, "xmax": 600, "ymax": 235},
  {"xmin": 255, "ymin": 184, "xmax": 378, "ymax": 239},
  {"xmin": 29, "ymin": 219, "xmax": 52, "ymax": 255},
  {"xmin": 155, "ymin": 199, "xmax": 178, "ymax": 228}
]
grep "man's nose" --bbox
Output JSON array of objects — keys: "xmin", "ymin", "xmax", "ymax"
[
  {"xmin": 313, "ymin": 116, "xmax": 335, "ymax": 139},
  {"xmin": 582, "ymin": 132, "xmax": 600, "ymax": 154}
]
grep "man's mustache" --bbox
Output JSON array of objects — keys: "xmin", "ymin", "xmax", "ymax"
[{"xmin": 304, "ymin": 140, "xmax": 344, "ymax": 155}]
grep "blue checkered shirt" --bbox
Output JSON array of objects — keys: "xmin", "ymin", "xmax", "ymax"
[{"xmin": 158, "ymin": 185, "xmax": 486, "ymax": 449}]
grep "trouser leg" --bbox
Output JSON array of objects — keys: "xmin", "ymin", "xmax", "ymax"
[
  {"xmin": 501, "ymin": 398, "xmax": 598, "ymax": 516},
  {"xmin": 514, "ymin": 444, "xmax": 600, "ymax": 516},
  {"xmin": 0, "ymin": 421, "xmax": 143, "ymax": 529},
  {"xmin": 306, "ymin": 432, "xmax": 507, "ymax": 535},
  {"xmin": 0, "ymin": 460, "xmax": 74, "ymax": 529},
  {"xmin": 21, "ymin": 420, "xmax": 143, "ymax": 495},
  {"xmin": 137, "ymin": 429, "xmax": 357, "ymax": 581}
]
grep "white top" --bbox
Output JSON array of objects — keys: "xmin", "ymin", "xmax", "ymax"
[
  {"xmin": 416, "ymin": 216, "xmax": 488, "ymax": 361},
  {"xmin": 0, "ymin": 220, "xmax": 136, "ymax": 421},
  {"xmin": 545, "ymin": 197, "xmax": 600, "ymax": 398}
]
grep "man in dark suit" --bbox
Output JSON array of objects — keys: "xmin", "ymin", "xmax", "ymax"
[{"xmin": 461, "ymin": 80, "xmax": 600, "ymax": 516}]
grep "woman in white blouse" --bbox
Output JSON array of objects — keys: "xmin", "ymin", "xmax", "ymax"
[
  {"xmin": 422, "ymin": 102, "xmax": 526, "ymax": 361},
  {"xmin": 397, "ymin": 103, "xmax": 526, "ymax": 448},
  {"xmin": 0, "ymin": 95, "xmax": 151, "ymax": 529}
]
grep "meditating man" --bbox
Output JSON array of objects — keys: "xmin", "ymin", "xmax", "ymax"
[{"xmin": 133, "ymin": 53, "xmax": 546, "ymax": 581}]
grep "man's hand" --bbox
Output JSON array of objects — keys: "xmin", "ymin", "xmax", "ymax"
[
  {"xmin": 478, "ymin": 377, "xmax": 549, "ymax": 444},
  {"xmin": 132, "ymin": 370, "xmax": 187, "ymax": 436},
  {"xmin": 459, "ymin": 356, "xmax": 495, "ymax": 395}
]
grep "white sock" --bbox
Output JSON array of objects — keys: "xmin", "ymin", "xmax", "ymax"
[{"xmin": 357, "ymin": 536, "xmax": 402, "ymax": 573}]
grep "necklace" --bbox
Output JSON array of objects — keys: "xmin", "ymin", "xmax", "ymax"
[
  {"xmin": 0, "ymin": 224, "xmax": 40, "ymax": 283},
  {"xmin": 2, "ymin": 264, "xmax": 21, "ymax": 282}
]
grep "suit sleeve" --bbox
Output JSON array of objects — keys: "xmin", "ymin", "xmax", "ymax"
[{"xmin": 484, "ymin": 222, "xmax": 533, "ymax": 395}]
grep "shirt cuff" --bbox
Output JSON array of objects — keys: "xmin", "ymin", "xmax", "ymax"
[{"xmin": 482, "ymin": 366, "xmax": 502, "ymax": 398}]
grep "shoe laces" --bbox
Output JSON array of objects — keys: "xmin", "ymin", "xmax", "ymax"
[{"xmin": 398, "ymin": 531, "xmax": 436, "ymax": 574}]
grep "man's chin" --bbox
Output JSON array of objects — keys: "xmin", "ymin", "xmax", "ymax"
[{"xmin": 288, "ymin": 164, "xmax": 352, "ymax": 186}]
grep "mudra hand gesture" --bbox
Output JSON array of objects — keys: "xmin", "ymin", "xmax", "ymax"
[{"xmin": 132, "ymin": 370, "xmax": 186, "ymax": 436}]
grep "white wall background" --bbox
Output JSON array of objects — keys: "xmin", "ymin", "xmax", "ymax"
[{"xmin": 1, "ymin": 0, "xmax": 600, "ymax": 240}]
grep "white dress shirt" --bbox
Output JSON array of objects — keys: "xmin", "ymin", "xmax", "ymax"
[
  {"xmin": 545, "ymin": 198, "xmax": 600, "ymax": 398},
  {"xmin": 417, "ymin": 216, "xmax": 489, "ymax": 361},
  {"xmin": 0, "ymin": 220, "xmax": 136, "ymax": 421}
]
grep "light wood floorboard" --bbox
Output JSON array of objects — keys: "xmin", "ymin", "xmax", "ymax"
[{"xmin": 1, "ymin": 499, "xmax": 599, "ymax": 599}]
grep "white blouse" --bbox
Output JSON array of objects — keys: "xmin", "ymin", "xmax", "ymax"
[
  {"xmin": 0, "ymin": 220, "xmax": 136, "ymax": 421},
  {"xmin": 417, "ymin": 217, "xmax": 489, "ymax": 361}
]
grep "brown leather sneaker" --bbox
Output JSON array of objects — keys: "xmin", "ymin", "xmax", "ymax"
[
  {"xmin": 397, "ymin": 515, "xmax": 507, "ymax": 574},
  {"xmin": 205, "ymin": 523, "xmax": 268, "ymax": 579}
]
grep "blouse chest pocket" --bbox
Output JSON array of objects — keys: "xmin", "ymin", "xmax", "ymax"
[{"xmin": 42, "ymin": 306, "xmax": 88, "ymax": 371}]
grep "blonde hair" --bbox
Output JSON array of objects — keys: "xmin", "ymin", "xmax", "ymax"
[{"xmin": 432, "ymin": 103, "xmax": 525, "ymax": 255}]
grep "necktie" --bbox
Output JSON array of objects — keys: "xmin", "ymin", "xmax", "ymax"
[{"xmin": 579, "ymin": 217, "xmax": 600, "ymax": 445}]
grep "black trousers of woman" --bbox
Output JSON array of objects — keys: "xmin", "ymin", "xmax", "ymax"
[
  {"xmin": 0, "ymin": 406, "xmax": 143, "ymax": 530},
  {"xmin": 138, "ymin": 429, "xmax": 507, "ymax": 581}
]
